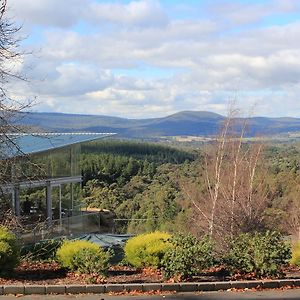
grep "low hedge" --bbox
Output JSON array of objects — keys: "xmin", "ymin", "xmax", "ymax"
[
  {"xmin": 56, "ymin": 240, "xmax": 110, "ymax": 274},
  {"xmin": 224, "ymin": 231, "xmax": 291, "ymax": 277},
  {"xmin": 0, "ymin": 226, "xmax": 20, "ymax": 274},
  {"xmin": 124, "ymin": 231, "xmax": 171, "ymax": 268},
  {"xmin": 291, "ymin": 241, "xmax": 300, "ymax": 266},
  {"xmin": 162, "ymin": 234, "xmax": 215, "ymax": 279}
]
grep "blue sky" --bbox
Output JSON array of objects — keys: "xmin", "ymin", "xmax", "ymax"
[{"xmin": 6, "ymin": 0, "xmax": 300, "ymax": 118}]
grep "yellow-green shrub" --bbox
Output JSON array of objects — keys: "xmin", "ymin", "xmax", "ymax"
[
  {"xmin": 291, "ymin": 241, "xmax": 300, "ymax": 265},
  {"xmin": 124, "ymin": 231, "xmax": 171, "ymax": 268},
  {"xmin": 56, "ymin": 240, "xmax": 109, "ymax": 273},
  {"xmin": 0, "ymin": 226, "xmax": 20, "ymax": 274}
]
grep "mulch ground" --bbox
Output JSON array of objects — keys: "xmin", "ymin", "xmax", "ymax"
[
  {"xmin": 0, "ymin": 261, "xmax": 300, "ymax": 285},
  {"xmin": 0, "ymin": 261, "xmax": 164, "ymax": 285}
]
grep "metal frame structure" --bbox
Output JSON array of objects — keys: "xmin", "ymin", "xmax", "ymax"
[
  {"xmin": 1, "ymin": 132, "xmax": 116, "ymax": 225},
  {"xmin": 3, "ymin": 175, "xmax": 82, "ymax": 225}
]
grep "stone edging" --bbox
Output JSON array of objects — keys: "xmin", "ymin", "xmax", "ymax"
[{"xmin": 0, "ymin": 279, "xmax": 299, "ymax": 295}]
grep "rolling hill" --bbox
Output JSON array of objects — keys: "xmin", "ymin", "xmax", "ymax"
[{"xmin": 17, "ymin": 111, "xmax": 300, "ymax": 138}]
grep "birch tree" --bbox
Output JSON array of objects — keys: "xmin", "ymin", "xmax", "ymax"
[{"xmin": 183, "ymin": 106, "xmax": 268, "ymax": 241}]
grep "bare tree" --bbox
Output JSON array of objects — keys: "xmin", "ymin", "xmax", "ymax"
[
  {"xmin": 182, "ymin": 105, "xmax": 269, "ymax": 242},
  {"xmin": 0, "ymin": 0, "xmax": 36, "ymax": 220},
  {"xmin": 0, "ymin": 0, "xmax": 33, "ymax": 159}
]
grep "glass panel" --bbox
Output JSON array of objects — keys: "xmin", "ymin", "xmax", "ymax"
[{"xmin": 10, "ymin": 144, "xmax": 81, "ymax": 181}]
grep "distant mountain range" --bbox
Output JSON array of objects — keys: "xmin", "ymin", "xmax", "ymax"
[{"xmin": 17, "ymin": 111, "xmax": 300, "ymax": 138}]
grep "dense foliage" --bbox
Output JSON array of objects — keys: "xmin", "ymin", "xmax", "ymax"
[
  {"xmin": 72, "ymin": 247, "xmax": 110, "ymax": 275},
  {"xmin": 80, "ymin": 140, "xmax": 300, "ymax": 238},
  {"xmin": 81, "ymin": 140, "xmax": 194, "ymax": 233},
  {"xmin": 56, "ymin": 240, "xmax": 109, "ymax": 274},
  {"xmin": 224, "ymin": 231, "xmax": 291, "ymax": 277},
  {"xmin": 162, "ymin": 234, "xmax": 215, "ymax": 280},
  {"xmin": 81, "ymin": 140, "xmax": 195, "ymax": 164},
  {"xmin": 0, "ymin": 226, "xmax": 20, "ymax": 274},
  {"xmin": 2, "ymin": 140, "xmax": 299, "ymax": 281},
  {"xmin": 124, "ymin": 231, "xmax": 171, "ymax": 268}
]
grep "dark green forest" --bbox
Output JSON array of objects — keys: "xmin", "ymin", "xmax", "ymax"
[
  {"xmin": 80, "ymin": 140, "xmax": 195, "ymax": 232},
  {"xmin": 80, "ymin": 140, "xmax": 300, "ymax": 237}
]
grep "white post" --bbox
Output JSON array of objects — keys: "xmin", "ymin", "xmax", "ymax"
[
  {"xmin": 71, "ymin": 182, "xmax": 74, "ymax": 216},
  {"xmin": 59, "ymin": 184, "xmax": 62, "ymax": 226},
  {"xmin": 46, "ymin": 181, "xmax": 52, "ymax": 226},
  {"xmin": 14, "ymin": 186, "xmax": 20, "ymax": 216}
]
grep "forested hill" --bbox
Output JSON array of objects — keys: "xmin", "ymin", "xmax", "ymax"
[
  {"xmin": 81, "ymin": 140, "xmax": 195, "ymax": 163},
  {"xmin": 18, "ymin": 111, "xmax": 300, "ymax": 138},
  {"xmin": 80, "ymin": 140, "xmax": 195, "ymax": 185}
]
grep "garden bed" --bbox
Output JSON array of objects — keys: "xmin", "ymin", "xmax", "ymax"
[
  {"xmin": 0, "ymin": 261, "xmax": 163, "ymax": 285},
  {"xmin": 1, "ymin": 261, "xmax": 300, "ymax": 286}
]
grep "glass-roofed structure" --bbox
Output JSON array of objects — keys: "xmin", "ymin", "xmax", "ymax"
[{"xmin": 1, "ymin": 132, "xmax": 115, "ymax": 225}]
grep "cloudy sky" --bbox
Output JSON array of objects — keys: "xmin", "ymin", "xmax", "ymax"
[{"xmin": 6, "ymin": 0, "xmax": 300, "ymax": 118}]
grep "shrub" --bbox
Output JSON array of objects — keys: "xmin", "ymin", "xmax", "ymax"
[
  {"xmin": 0, "ymin": 226, "xmax": 20, "ymax": 274},
  {"xmin": 21, "ymin": 239, "xmax": 62, "ymax": 261},
  {"xmin": 290, "ymin": 241, "xmax": 300, "ymax": 266},
  {"xmin": 56, "ymin": 240, "xmax": 110, "ymax": 274},
  {"xmin": 225, "ymin": 231, "xmax": 291, "ymax": 277},
  {"xmin": 72, "ymin": 247, "xmax": 110, "ymax": 275},
  {"xmin": 124, "ymin": 231, "xmax": 171, "ymax": 268},
  {"xmin": 162, "ymin": 234, "xmax": 215, "ymax": 280}
]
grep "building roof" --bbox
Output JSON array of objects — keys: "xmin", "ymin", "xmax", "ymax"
[{"xmin": 4, "ymin": 132, "xmax": 116, "ymax": 157}]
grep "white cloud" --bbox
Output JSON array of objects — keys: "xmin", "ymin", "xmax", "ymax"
[
  {"xmin": 207, "ymin": 0, "xmax": 300, "ymax": 25},
  {"xmin": 9, "ymin": 0, "xmax": 169, "ymax": 29},
  {"xmin": 87, "ymin": 0, "xmax": 168, "ymax": 28},
  {"xmin": 9, "ymin": 0, "xmax": 83, "ymax": 28},
  {"xmin": 5, "ymin": 0, "xmax": 300, "ymax": 118}
]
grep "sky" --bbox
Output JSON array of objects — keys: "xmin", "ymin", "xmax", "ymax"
[{"xmin": 6, "ymin": 0, "xmax": 300, "ymax": 118}]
